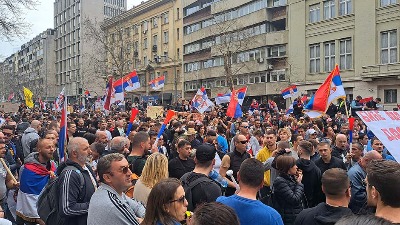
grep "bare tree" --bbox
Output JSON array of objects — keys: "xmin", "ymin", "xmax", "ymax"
[
  {"xmin": 210, "ymin": 15, "xmax": 258, "ymax": 91},
  {"xmin": 0, "ymin": 0, "xmax": 39, "ymax": 41}
]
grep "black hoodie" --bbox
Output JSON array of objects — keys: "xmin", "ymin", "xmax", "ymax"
[
  {"xmin": 296, "ymin": 158, "xmax": 324, "ymax": 208},
  {"xmin": 294, "ymin": 202, "xmax": 353, "ymax": 225}
]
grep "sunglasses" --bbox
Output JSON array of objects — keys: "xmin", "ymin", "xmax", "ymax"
[
  {"xmin": 241, "ymin": 126, "xmax": 249, "ymax": 128},
  {"xmin": 169, "ymin": 195, "xmax": 186, "ymax": 204},
  {"xmin": 117, "ymin": 166, "xmax": 130, "ymax": 174},
  {"xmin": 239, "ymin": 140, "xmax": 248, "ymax": 144}
]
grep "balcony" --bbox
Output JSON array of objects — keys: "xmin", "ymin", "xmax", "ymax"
[{"xmin": 361, "ymin": 63, "xmax": 400, "ymax": 81}]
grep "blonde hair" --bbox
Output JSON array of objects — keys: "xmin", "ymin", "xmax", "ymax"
[
  {"xmin": 140, "ymin": 153, "xmax": 169, "ymax": 188},
  {"xmin": 278, "ymin": 127, "xmax": 292, "ymax": 137}
]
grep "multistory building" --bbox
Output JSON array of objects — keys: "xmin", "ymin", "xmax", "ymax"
[
  {"xmin": 54, "ymin": 0, "xmax": 127, "ymax": 101},
  {"xmin": 102, "ymin": 0, "xmax": 183, "ymax": 105},
  {"xmin": 289, "ymin": 0, "xmax": 400, "ymax": 110}
]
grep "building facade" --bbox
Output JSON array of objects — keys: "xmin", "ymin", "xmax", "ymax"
[
  {"xmin": 0, "ymin": 54, "xmax": 17, "ymax": 101},
  {"xmin": 102, "ymin": 0, "xmax": 183, "ymax": 105},
  {"xmin": 53, "ymin": 0, "xmax": 127, "ymax": 102},
  {"xmin": 182, "ymin": 0, "xmax": 289, "ymax": 108},
  {"xmin": 288, "ymin": 0, "xmax": 400, "ymax": 110}
]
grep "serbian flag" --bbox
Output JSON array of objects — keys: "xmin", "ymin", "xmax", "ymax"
[
  {"xmin": 281, "ymin": 85, "xmax": 298, "ymax": 99},
  {"xmin": 215, "ymin": 91, "xmax": 231, "ymax": 105},
  {"xmin": 58, "ymin": 95, "xmax": 67, "ymax": 163},
  {"xmin": 103, "ymin": 77, "xmax": 113, "ymax": 111},
  {"xmin": 84, "ymin": 90, "xmax": 91, "ymax": 98},
  {"xmin": 7, "ymin": 92, "xmax": 14, "ymax": 102},
  {"xmin": 126, "ymin": 108, "xmax": 139, "ymax": 136},
  {"xmin": 191, "ymin": 87, "xmax": 214, "ymax": 113},
  {"xmin": 305, "ymin": 65, "xmax": 346, "ymax": 118},
  {"xmin": 153, "ymin": 110, "xmax": 175, "ymax": 148},
  {"xmin": 149, "ymin": 76, "xmax": 165, "ymax": 90},
  {"xmin": 286, "ymin": 103, "xmax": 294, "ymax": 115},
  {"xmin": 55, "ymin": 87, "xmax": 65, "ymax": 112},
  {"xmin": 226, "ymin": 87, "xmax": 247, "ymax": 118},
  {"xmin": 39, "ymin": 98, "xmax": 46, "ymax": 110},
  {"xmin": 112, "ymin": 70, "xmax": 140, "ymax": 104},
  {"xmin": 359, "ymin": 97, "xmax": 373, "ymax": 104},
  {"xmin": 16, "ymin": 162, "xmax": 56, "ymax": 219}
]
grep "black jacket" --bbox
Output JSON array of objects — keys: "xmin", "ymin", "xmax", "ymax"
[
  {"xmin": 273, "ymin": 173, "xmax": 305, "ymax": 225},
  {"xmin": 294, "ymin": 202, "xmax": 353, "ymax": 225},
  {"xmin": 57, "ymin": 159, "xmax": 97, "ymax": 225},
  {"xmin": 296, "ymin": 158, "xmax": 324, "ymax": 208}
]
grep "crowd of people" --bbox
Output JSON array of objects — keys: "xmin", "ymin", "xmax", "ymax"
[{"xmin": 0, "ymin": 97, "xmax": 398, "ymax": 225}]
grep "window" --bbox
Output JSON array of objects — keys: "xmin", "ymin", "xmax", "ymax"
[
  {"xmin": 153, "ymin": 35, "xmax": 158, "ymax": 46},
  {"xmin": 324, "ymin": 41, "xmax": 335, "ymax": 72},
  {"xmin": 270, "ymin": 70, "xmax": 286, "ymax": 82},
  {"xmin": 340, "ymin": 39, "xmax": 352, "ymax": 70},
  {"xmin": 177, "ymin": 48, "xmax": 180, "ymax": 59},
  {"xmin": 323, "ymin": 0, "xmax": 335, "ymax": 19},
  {"xmin": 177, "ymin": 28, "xmax": 180, "ymax": 40},
  {"xmin": 268, "ymin": 45, "xmax": 286, "ymax": 58},
  {"xmin": 143, "ymin": 38, "xmax": 148, "ymax": 49},
  {"xmin": 310, "ymin": 44, "xmax": 321, "ymax": 73},
  {"xmin": 381, "ymin": 0, "xmax": 397, "ymax": 7},
  {"xmin": 163, "ymin": 13, "xmax": 169, "ymax": 24},
  {"xmin": 163, "ymin": 31, "xmax": 169, "ymax": 43},
  {"xmin": 384, "ymin": 89, "xmax": 397, "ymax": 103},
  {"xmin": 133, "ymin": 25, "xmax": 139, "ymax": 34},
  {"xmin": 381, "ymin": 30, "xmax": 397, "ymax": 64},
  {"xmin": 142, "ymin": 21, "xmax": 148, "ymax": 31},
  {"xmin": 152, "ymin": 17, "xmax": 158, "ymax": 28},
  {"xmin": 339, "ymin": 0, "xmax": 352, "ymax": 16},
  {"xmin": 163, "ymin": 71, "xmax": 168, "ymax": 82},
  {"xmin": 309, "ymin": 3, "xmax": 320, "ymax": 23}
]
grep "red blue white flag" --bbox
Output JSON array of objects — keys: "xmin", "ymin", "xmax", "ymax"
[
  {"xmin": 226, "ymin": 87, "xmax": 247, "ymax": 118},
  {"xmin": 281, "ymin": 85, "xmax": 298, "ymax": 99},
  {"xmin": 149, "ymin": 76, "xmax": 165, "ymax": 90}
]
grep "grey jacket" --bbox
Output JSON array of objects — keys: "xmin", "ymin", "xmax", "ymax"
[
  {"xmin": 87, "ymin": 183, "xmax": 145, "ymax": 225},
  {"xmin": 21, "ymin": 127, "xmax": 40, "ymax": 158}
]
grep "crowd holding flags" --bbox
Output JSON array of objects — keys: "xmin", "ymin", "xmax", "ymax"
[
  {"xmin": 54, "ymin": 87, "xmax": 65, "ymax": 111},
  {"xmin": 304, "ymin": 64, "xmax": 346, "ymax": 118},
  {"xmin": 112, "ymin": 70, "xmax": 140, "ymax": 104},
  {"xmin": 58, "ymin": 92, "xmax": 67, "ymax": 163}
]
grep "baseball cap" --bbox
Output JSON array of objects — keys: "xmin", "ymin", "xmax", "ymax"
[
  {"xmin": 195, "ymin": 144, "xmax": 216, "ymax": 162},
  {"xmin": 306, "ymin": 129, "xmax": 317, "ymax": 135}
]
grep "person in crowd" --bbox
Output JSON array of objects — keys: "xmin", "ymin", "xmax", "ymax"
[
  {"xmin": 57, "ymin": 137, "xmax": 97, "ymax": 225},
  {"xmin": 97, "ymin": 121, "xmax": 112, "ymax": 141},
  {"xmin": 133, "ymin": 153, "xmax": 169, "ymax": 206},
  {"xmin": 1, "ymin": 125, "xmax": 21, "ymax": 174},
  {"xmin": 278, "ymin": 128, "xmax": 291, "ymax": 142},
  {"xmin": 332, "ymin": 134, "xmax": 349, "ymax": 160},
  {"xmin": 229, "ymin": 121, "xmax": 257, "ymax": 156},
  {"xmin": 21, "ymin": 120, "xmax": 41, "ymax": 158},
  {"xmin": 88, "ymin": 142, "xmax": 105, "ymax": 172},
  {"xmin": 83, "ymin": 133, "xmax": 96, "ymax": 145},
  {"xmin": 74, "ymin": 119, "xmax": 88, "ymax": 137},
  {"xmin": 255, "ymin": 130, "xmax": 277, "ymax": 204},
  {"xmin": 336, "ymin": 214, "xmax": 394, "ymax": 225},
  {"xmin": 351, "ymin": 96, "xmax": 364, "ymax": 117},
  {"xmin": 169, "ymin": 140, "xmax": 195, "ymax": 180},
  {"xmin": 188, "ymin": 202, "xmax": 240, "ymax": 225},
  {"xmin": 294, "ymin": 168, "xmax": 353, "ymax": 225},
  {"xmin": 296, "ymin": 140, "xmax": 323, "ymax": 208},
  {"xmin": 315, "ymin": 142, "xmax": 347, "ymax": 175},
  {"xmin": 358, "ymin": 133, "xmax": 369, "ymax": 153},
  {"xmin": 365, "ymin": 98, "xmax": 381, "ymax": 110},
  {"xmin": 111, "ymin": 120, "xmax": 125, "ymax": 138},
  {"xmin": 348, "ymin": 150, "xmax": 382, "ymax": 214},
  {"xmin": 370, "ymin": 137, "xmax": 396, "ymax": 161},
  {"xmin": 66, "ymin": 122, "xmax": 76, "ymax": 143},
  {"xmin": 184, "ymin": 128, "xmax": 201, "ymax": 149},
  {"xmin": 216, "ymin": 125, "xmax": 228, "ymax": 154},
  {"xmin": 180, "ymin": 144, "xmax": 222, "ymax": 211},
  {"xmin": 308, "ymin": 139, "xmax": 320, "ymax": 162},
  {"xmin": 87, "ymin": 153, "xmax": 144, "ymax": 225},
  {"xmin": 291, "ymin": 134, "xmax": 303, "ymax": 154},
  {"xmin": 344, "ymin": 142, "xmax": 364, "ymax": 169},
  {"xmin": 16, "ymin": 138, "xmax": 56, "ymax": 225},
  {"xmin": 109, "ymin": 136, "xmax": 130, "ymax": 155},
  {"xmin": 217, "ymin": 158, "xmax": 283, "ymax": 225},
  {"xmin": 127, "ymin": 131, "xmax": 151, "ymax": 176},
  {"xmin": 366, "ymin": 159, "xmax": 400, "ymax": 223},
  {"xmin": 142, "ymin": 178, "xmax": 188, "ymax": 225},
  {"xmin": 273, "ymin": 155, "xmax": 304, "ymax": 225},
  {"xmin": 220, "ymin": 134, "xmax": 251, "ymax": 196}
]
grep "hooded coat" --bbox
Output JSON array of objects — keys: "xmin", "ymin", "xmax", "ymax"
[
  {"xmin": 21, "ymin": 127, "xmax": 40, "ymax": 158},
  {"xmin": 296, "ymin": 158, "xmax": 324, "ymax": 208},
  {"xmin": 294, "ymin": 202, "xmax": 353, "ymax": 225}
]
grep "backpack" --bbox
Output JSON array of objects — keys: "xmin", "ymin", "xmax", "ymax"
[
  {"xmin": 181, "ymin": 173, "xmax": 212, "ymax": 211},
  {"xmin": 37, "ymin": 166, "xmax": 85, "ymax": 225}
]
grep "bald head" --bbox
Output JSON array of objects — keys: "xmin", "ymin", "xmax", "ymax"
[
  {"xmin": 31, "ymin": 120, "xmax": 42, "ymax": 132},
  {"xmin": 110, "ymin": 136, "xmax": 130, "ymax": 154},
  {"xmin": 360, "ymin": 150, "xmax": 382, "ymax": 168},
  {"xmin": 95, "ymin": 131, "xmax": 108, "ymax": 145},
  {"xmin": 335, "ymin": 134, "xmax": 348, "ymax": 149}
]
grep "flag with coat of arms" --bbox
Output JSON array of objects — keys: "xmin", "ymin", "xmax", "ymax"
[{"xmin": 191, "ymin": 87, "xmax": 214, "ymax": 113}]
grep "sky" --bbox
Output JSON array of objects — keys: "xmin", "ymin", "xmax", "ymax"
[{"xmin": 0, "ymin": 0, "xmax": 144, "ymax": 61}]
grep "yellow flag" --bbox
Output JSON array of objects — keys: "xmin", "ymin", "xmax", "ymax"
[{"xmin": 23, "ymin": 87, "xmax": 34, "ymax": 108}]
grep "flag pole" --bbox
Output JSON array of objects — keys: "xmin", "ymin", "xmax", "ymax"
[{"xmin": 344, "ymin": 97, "xmax": 349, "ymax": 118}]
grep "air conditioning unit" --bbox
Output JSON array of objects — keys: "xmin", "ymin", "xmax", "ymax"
[
  {"xmin": 257, "ymin": 58, "xmax": 264, "ymax": 63},
  {"xmin": 267, "ymin": 64, "xmax": 274, "ymax": 70}
]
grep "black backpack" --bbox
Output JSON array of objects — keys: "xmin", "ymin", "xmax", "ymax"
[
  {"xmin": 37, "ymin": 166, "xmax": 84, "ymax": 225},
  {"xmin": 181, "ymin": 173, "xmax": 211, "ymax": 211}
]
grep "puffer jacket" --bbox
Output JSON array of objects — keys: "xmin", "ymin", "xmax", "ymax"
[{"xmin": 273, "ymin": 173, "xmax": 305, "ymax": 225}]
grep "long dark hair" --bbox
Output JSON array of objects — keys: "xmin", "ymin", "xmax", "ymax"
[{"xmin": 142, "ymin": 178, "xmax": 182, "ymax": 225}]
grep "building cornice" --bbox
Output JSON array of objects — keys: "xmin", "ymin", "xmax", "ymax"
[{"xmin": 101, "ymin": 0, "xmax": 173, "ymax": 30}]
